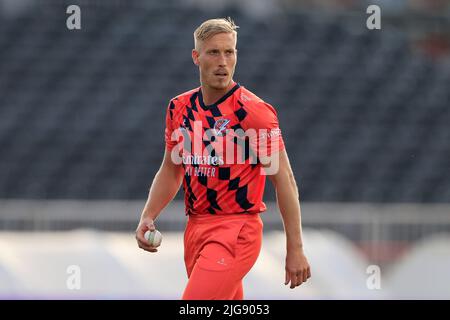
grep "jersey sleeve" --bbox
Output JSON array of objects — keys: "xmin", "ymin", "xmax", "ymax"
[
  {"xmin": 165, "ymin": 100, "xmax": 178, "ymax": 151},
  {"xmin": 241, "ymin": 101, "xmax": 285, "ymax": 157}
]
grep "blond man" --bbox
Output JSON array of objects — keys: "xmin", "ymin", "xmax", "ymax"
[{"xmin": 136, "ymin": 17, "xmax": 311, "ymax": 300}]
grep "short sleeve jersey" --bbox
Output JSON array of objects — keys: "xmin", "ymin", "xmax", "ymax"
[{"xmin": 165, "ymin": 82, "xmax": 285, "ymax": 215}]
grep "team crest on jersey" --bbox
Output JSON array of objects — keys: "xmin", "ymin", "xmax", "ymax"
[{"xmin": 213, "ymin": 118, "xmax": 230, "ymax": 136}]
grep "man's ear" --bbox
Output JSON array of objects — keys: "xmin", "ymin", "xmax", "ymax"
[{"xmin": 192, "ymin": 49, "xmax": 199, "ymax": 66}]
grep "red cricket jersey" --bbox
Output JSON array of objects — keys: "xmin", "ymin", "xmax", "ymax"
[{"xmin": 165, "ymin": 82, "xmax": 285, "ymax": 215}]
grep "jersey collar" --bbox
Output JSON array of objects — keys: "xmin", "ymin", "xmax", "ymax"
[{"xmin": 198, "ymin": 82, "xmax": 240, "ymax": 110}]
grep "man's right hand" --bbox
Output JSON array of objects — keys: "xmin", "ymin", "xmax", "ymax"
[{"xmin": 135, "ymin": 216, "xmax": 159, "ymax": 253}]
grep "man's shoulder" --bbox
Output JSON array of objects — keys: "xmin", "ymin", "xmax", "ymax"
[
  {"xmin": 237, "ymin": 86, "xmax": 264, "ymax": 106},
  {"xmin": 169, "ymin": 87, "xmax": 200, "ymax": 107},
  {"xmin": 238, "ymin": 86, "xmax": 278, "ymax": 115}
]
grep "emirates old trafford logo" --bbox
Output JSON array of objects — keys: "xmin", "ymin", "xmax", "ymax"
[{"xmin": 213, "ymin": 118, "xmax": 230, "ymax": 136}]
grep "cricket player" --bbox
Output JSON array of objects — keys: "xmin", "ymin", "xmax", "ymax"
[{"xmin": 135, "ymin": 17, "xmax": 311, "ymax": 300}]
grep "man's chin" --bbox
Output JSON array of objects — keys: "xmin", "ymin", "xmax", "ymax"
[{"xmin": 210, "ymin": 79, "xmax": 231, "ymax": 90}]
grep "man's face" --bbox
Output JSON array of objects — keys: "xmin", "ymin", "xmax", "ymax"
[{"xmin": 192, "ymin": 32, "xmax": 237, "ymax": 91}]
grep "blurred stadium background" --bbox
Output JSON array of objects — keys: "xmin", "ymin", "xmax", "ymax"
[{"xmin": 1, "ymin": 0, "xmax": 449, "ymax": 299}]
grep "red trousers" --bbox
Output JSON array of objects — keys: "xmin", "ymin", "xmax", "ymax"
[{"xmin": 182, "ymin": 213, "xmax": 263, "ymax": 300}]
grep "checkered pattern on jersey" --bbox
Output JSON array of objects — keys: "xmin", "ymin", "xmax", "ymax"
[{"xmin": 178, "ymin": 88, "xmax": 261, "ymax": 214}]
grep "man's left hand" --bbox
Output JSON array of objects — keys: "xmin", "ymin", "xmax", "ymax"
[{"xmin": 285, "ymin": 248, "xmax": 311, "ymax": 289}]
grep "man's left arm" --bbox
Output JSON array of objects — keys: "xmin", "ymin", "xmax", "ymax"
[{"xmin": 266, "ymin": 149, "xmax": 311, "ymax": 289}]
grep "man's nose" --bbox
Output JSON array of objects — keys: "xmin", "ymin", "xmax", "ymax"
[{"xmin": 218, "ymin": 53, "xmax": 227, "ymax": 66}]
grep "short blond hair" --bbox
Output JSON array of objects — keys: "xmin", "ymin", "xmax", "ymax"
[{"xmin": 194, "ymin": 17, "xmax": 239, "ymax": 50}]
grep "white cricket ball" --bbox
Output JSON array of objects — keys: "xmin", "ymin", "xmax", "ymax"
[{"xmin": 144, "ymin": 229, "xmax": 162, "ymax": 248}]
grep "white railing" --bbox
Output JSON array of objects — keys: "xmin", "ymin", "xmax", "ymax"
[{"xmin": 1, "ymin": 199, "xmax": 449, "ymax": 265}]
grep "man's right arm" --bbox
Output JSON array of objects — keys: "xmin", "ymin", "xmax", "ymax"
[{"xmin": 135, "ymin": 147, "xmax": 184, "ymax": 252}]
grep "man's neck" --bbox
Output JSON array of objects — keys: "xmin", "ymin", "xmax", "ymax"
[{"xmin": 201, "ymin": 81, "xmax": 235, "ymax": 106}]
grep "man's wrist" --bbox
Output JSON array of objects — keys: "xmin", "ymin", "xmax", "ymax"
[
  {"xmin": 286, "ymin": 241, "xmax": 303, "ymax": 251},
  {"xmin": 141, "ymin": 210, "xmax": 155, "ymax": 220}
]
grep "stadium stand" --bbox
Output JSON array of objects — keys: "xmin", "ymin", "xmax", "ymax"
[{"xmin": 0, "ymin": 0, "xmax": 449, "ymax": 203}]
